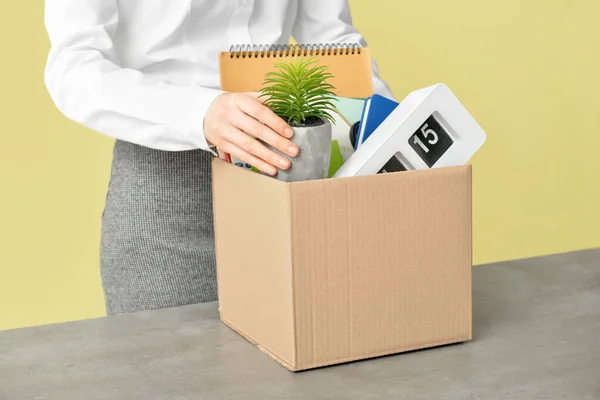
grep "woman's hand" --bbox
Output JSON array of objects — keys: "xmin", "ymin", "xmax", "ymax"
[{"xmin": 204, "ymin": 92, "xmax": 299, "ymax": 176}]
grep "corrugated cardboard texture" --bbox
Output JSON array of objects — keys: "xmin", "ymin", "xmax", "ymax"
[
  {"xmin": 212, "ymin": 159, "xmax": 295, "ymax": 367},
  {"xmin": 212, "ymin": 159, "xmax": 472, "ymax": 371},
  {"xmin": 289, "ymin": 166, "xmax": 472, "ymax": 370}
]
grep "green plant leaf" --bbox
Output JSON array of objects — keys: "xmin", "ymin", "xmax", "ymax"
[{"xmin": 259, "ymin": 56, "xmax": 338, "ymax": 126}]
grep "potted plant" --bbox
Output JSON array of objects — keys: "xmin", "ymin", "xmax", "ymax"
[{"xmin": 259, "ymin": 57, "xmax": 337, "ymax": 182}]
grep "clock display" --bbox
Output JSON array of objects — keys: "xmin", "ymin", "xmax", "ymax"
[
  {"xmin": 378, "ymin": 153, "xmax": 406, "ymax": 173},
  {"xmin": 408, "ymin": 115, "xmax": 454, "ymax": 167}
]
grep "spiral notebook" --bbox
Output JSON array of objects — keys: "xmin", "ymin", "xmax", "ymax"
[{"xmin": 219, "ymin": 43, "xmax": 374, "ymax": 98}]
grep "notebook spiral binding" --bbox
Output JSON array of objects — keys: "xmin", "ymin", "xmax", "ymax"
[{"xmin": 228, "ymin": 43, "xmax": 362, "ymax": 58}]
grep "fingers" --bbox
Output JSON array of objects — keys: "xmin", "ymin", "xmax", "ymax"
[
  {"xmin": 231, "ymin": 110, "xmax": 298, "ymax": 159},
  {"xmin": 236, "ymin": 94, "xmax": 294, "ymax": 140},
  {"xmin": 204, "ymin": 92, "xmax": 303, "ymax": 176},
  {"xmin": 219, "ymin": 140, "xmax": 277, "ymax": 176},
  {"xmin": 219, "ymin": 126, "xmax": 286, "ymax": 176}
]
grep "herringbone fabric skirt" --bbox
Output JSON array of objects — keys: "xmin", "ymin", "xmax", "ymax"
[{"xmin": 100, "ymin": 140, "xmax": 218, "ymax": 315}]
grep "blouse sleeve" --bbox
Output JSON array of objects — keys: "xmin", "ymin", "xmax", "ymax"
[{"xmin": 44, "ymin": 0, "xmax": 223, "ymax": 152}]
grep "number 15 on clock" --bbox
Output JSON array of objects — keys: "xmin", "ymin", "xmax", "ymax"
[{"xmin": 409, "ymin": 115, "xmax": 454, "ymax": 167}]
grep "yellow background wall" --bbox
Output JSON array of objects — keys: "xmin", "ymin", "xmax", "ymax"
[{"xmin": 1, "ymin": 0, "xmax": 599, "ymax": 331}]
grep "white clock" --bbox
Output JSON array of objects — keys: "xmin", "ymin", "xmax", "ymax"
[{"xmin": 333, "ymin": 83, "xmax": 487, "ymax": 177}]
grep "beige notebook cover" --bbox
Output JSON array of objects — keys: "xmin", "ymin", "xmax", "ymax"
[{"xmin": 218, "ymin": 44, "xmax": 374, "ymax": 98}]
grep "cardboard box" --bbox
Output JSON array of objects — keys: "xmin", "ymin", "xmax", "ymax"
[{"xmin": 211, "ymin": 158, "xmax": 472, "ymax": 371}]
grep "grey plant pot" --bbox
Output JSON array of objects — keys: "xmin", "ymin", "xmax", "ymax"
[{"xmin": 263, "ymin": 118, "xmax": 332, "ymax": 182}]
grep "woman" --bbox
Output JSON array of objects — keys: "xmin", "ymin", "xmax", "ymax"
[{"xmin": 44, "ymin": 0, "xmax": 393, "ymax": 315}]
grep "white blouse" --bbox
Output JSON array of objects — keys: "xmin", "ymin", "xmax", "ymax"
[{"xmin": 44, "ymin": 0, "xmax": 393, "ymax": 152}]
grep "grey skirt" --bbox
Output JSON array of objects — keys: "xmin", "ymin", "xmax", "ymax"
[{"xmin": 100, "ymin": 139, "xmax": 218, "ymax": 315}]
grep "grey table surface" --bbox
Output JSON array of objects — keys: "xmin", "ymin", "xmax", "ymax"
[{"xmin": 1, "ymin": 249, "xmax": 599, "ymax": 400}]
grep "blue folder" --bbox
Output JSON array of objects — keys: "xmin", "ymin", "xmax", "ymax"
[{"xmin": 355, "ymin": 94, "xmax": 399, "ymax": 149}]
